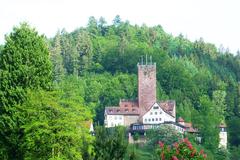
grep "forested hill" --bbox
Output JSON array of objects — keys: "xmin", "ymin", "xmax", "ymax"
[
  {"xmin": 49, "ymin": 15, "xmax": 240, "ymax": 157},
  {"xmin": 1, "ymin": 16, "xmax": 240, "ymax": 159}
]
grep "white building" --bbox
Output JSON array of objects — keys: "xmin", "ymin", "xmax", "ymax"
[{"xmin": 219, "ymin": 123, "xmax": 227, "ymax": 149}]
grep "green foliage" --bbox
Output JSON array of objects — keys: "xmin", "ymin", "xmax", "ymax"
[
  {"xmin": 0, "ymin": 22, "xmax": 52, "ymax": 159},
  {"xmin": 2, "ymin": 16, "xmax": 240, "ymax": 159},
  {"xmin": 214, "ymin": 147, "xmax": 230, "ymax": 160},
  {"xmin": 230, "ymin": 146, "xmax": 240, "ymax": 160},
  {"xmin": 146, "ymin": 125, "xmax": 182, "ymax": 147},
  {"xmin": 192, "ymin": 96, "xmax": 220, "ymax": 152},
  {"xmin": 20, "ymin": 90, "xmax": 92, "ymax": 160},
  {"xmin": 93, "ymin": 126, "xmax": 128, "ymax": 160},
  {"xmin": 50, "ymin": 31, "xmax": 65, "ymax": 82},
  {"xmin": 0, "ymin": 22, "xmax": 52, "ymax": 106}
]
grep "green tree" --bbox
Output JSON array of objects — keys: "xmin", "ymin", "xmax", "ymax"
[
  {"xmin": 146, "ymin": 125, "xmax": 182, "ymax": 147},
  {"xmin": 192, "ymin": 96, "xmax": 220, "ymax": 152},
  {"xmin": 113, "ymin": 15, "xmax": 122, "ymax": 27},
  {"xmin": 87, "ymin": 16, "xmax": 98, "ymax": 35},
  {"xmin": 20, "ymin": 90, "xmax": 92, "ymax": 160},
  {"xmin": 0, "ymin": 23, "xmax": 52, "ymax": 159},
  {"xmin": 212, "ymin": 90, "xmax": 227, "ymax": 121},
  {"xmin": 94, "ymin": 126, "xmax": 128, "ymax": 160},
  {"xmin": 50, "ymin": 31, "xmax": 65, "ymax": 82},
  {"xmin": 76, "ymin": 30, "xmax": 93, "ymax": 75}
]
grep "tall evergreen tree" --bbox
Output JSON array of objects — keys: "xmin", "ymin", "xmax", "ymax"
[
  {"xmin": 50, "ymin": 31, "xmax": 65, "ymax": 82},
  {"xmin": 76, "ymin": 30, "xmax": 93, "ymax": 75},
  {"xmin": 0, "ymin": 23, "xmax": 52, "ymax": 159}
]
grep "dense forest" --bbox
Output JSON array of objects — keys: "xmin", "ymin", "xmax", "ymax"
[{"xmin": 0, "ymin": 15, "xmax": 240, "ymax": 159}]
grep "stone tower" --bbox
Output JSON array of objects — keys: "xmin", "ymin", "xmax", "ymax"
[{"xmin": 138, "ymin": 56, "xmax": 156, "ymax": 112}]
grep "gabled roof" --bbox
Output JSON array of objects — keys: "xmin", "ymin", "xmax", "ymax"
[{"xmin": 157, "ymin": 100, "xmax": 176, "ymax": 117}]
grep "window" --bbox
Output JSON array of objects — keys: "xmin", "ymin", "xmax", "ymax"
[
  {"xmin": 160, "ymin": 111, "xmax": 162, "ymax": 114},
  {"xmin": 114, "ymin": 116, "xmax": 117, "ymax": 120},
  {"xmin": 119, "ymin": 116, "xmax": 122, "ymax": 120},
  {"xmin": 150, "ymin": 112, "xmax": 153, "ymax": 115},
  {"xmin": 145, "ymin": 119, "xmax": 147, "ymax": 122},
  {"xmin": 153, "ymin": 106, "xmax": 159, "ymax": 109},
  {"xmin": 152, "ymin": 118, "xmax": 154, "ymax": 121},
  {"xmin": 124, "ymin": 104, "xmax": 128, "ymax": 107},
  {"xmin": 159, "ymin": 118, "xmax": 162, "ymax": 121},
  {"xmin": 155, "ymin": 112, "xmax": 157, "ymax": 115},
  {"xmin": 125, "ymin": 109, "xmax": 129, "ymax": 112},
  {"xmin": 148, "ymin": 119, "xmax": 151, "ymax": 122},
  {"xmin": 156, "ymin": 118, "xmax": 158, "ymax": 121}
]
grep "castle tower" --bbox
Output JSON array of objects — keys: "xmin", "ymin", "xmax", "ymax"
[{"xmin": 138, "ymin": 56, "xmax": 156, "ymax": 112}]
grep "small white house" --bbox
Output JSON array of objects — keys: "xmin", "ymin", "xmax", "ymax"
[{"xmin": 142, "ymin": 103, "xmax": 175, "ymax": 124}]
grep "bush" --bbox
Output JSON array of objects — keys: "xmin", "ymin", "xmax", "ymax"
[{"xmin": 156, "ymin": 138, "xmax": 207, "ymax": 160}]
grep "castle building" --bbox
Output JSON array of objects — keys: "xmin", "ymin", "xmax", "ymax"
[
  {"xmin": 104, "ymin": 59, "xmax": 227, "ymax": 148},
  {"xmin": 104, "ymin": 60, "xmax": 176, "ymax": 128}
]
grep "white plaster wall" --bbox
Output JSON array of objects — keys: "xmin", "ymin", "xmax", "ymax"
[
  {"xmin": 142, "ymin": 103, "xmax": 175, "ymax": 124},
  {"xmin": 219, "ymin": 131, "xmax": 227, "ymax": 149},
  {"xmin": 105, "ymin": 115, "xmax": 124, "ymax": 128}
]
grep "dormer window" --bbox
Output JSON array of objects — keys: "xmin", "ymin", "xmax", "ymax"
[
  {"xmin": 125, "ymin": 109, "xmax": 129, "ymax": 112},
  {"xmin": 124, "ymin": 104, "xmax": 128, "ymax": 107},
  {"xmin": 109, "ymin": 109, "xmax": 112, "ymax": 113},
  {"xmin": 117, "ymin": 109, "xmax": 120, "ymax": 112},
  {"xmin": 153, "ymin": 106, "xmax": 159, "ymax": 109},
  {"xmin": 132, "ymin": 109, "xmax": 136, "ymax": 112}
]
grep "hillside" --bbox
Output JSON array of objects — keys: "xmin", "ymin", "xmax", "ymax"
[
  {"xmin": 48, "ymin": 16, "xmax": 240, "ymax": 158},
  {"xmin": 0, "ymin": 16, "xmax": 240, "ymax": 159}
]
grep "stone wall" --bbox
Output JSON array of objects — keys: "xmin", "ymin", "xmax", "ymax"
[{"xmin": 138, "ymin": 64, "xmax": 156, "ymax": 112}]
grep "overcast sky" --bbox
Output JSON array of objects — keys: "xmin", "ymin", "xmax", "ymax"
[{"xmin": 1, "ymin": 0, "xmax": 240, "ymax": 54}]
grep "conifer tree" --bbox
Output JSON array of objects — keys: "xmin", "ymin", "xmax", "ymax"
[
  {"xmin": 0, "ymin": 22, "xmax": 52, "ymax": 159},
  {"xmin": 50, "ymin": 31, "xmax": 65, "ymax": 82}
]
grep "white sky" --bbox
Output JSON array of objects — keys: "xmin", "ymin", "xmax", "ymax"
[{"xmin": 1, "ymin": 0, "xmax": 240, "ymax": 54}]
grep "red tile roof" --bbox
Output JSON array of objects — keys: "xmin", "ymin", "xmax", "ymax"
[
  {"xmin": 105, "ymin": 100, "xmax": 176, "ymax": 118},
  {"xmin": 157, "ymin": 100, "xmax": 175, "ymax": 117},
  {"xmin": 105, "ymin": 106, "xmax": 140, "ymax": 115}
]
